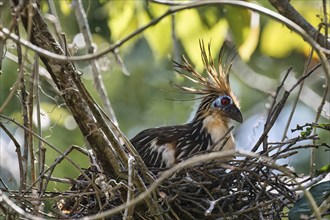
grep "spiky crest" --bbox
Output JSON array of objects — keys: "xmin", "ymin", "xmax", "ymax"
[{"xmin": 173, "ymin": 40, "xmax": 236, "ymax": 98}]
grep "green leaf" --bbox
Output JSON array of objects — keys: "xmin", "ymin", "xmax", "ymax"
[
  {"xmin": 176, "ymin": 9, "xmax": 227, "ymax": 70},
  {"xmin": 260, "ymin": 20, "xmax": 304, "ymax": 58},
  {"xmin": 59, "ymin": 0, "xmax": 71, "ymax": 16},
  {"xmin": 315, "ymin": 164, "xmax": 330, "ymax": 176},
  {"xmin": 224, "ymin": 6, "xmax": 251, "ymax": 46},
  {"xmin": 143, "ymin": 4, "xmax": 171, "ymax": 58},
  {"xmin": 237, "ymin": 12, "xmax": 260, "ymax": 61},
  {"xmin": 107, "ymin": 1, "xmax": 137, "ymax": 41},
  {"xmin": 260, "ymin": 5, "xmax": 321, "ymax": 58},
  {"xmin": 301, "ymin": 127, "xmax": 312, "ymax": 137},
  {"xmin": 288, "ymin": 181, "xmax": 330, "ymax": 219}
]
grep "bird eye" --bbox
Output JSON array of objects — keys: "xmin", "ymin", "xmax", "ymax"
[
  {"xmin": 211, "ymin": 95, "xmax": 232, "ymax": 109},
  {"xmin": 221, "ymin": 96, "xmax": 231, "ymax": 106}
]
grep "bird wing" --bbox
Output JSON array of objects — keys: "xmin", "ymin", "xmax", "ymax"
[{"xmin": 130, "ymin": 125, "xmax": 189, "ymax": 168}]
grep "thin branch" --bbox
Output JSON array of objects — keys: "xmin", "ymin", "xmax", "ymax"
[
  {"xmin": 0, "ymin": 114, "xmax": 99, "ymax": 194},
  {"xmin": 46, "ymin": 0, "xmax": 64, "ymax": 48},
  {"xmin": 72, "ymin": 0, "xmax": 119, "ymax": 127},
  {"xmin": 123, "ymin": 155, "xmax": 136, "ymax": 220},
  {"xmin": 0, "ymin": 190, "xmax": 45, "ymax": 220},
  {"xmin": 252, "ymin": 68, "xmax": 292, "ymax": 153},
  {"xmin": 81, "ymin": 150, "xmax": 321, "ymax": 220},
  {"xmin": 0, "ymin": 122, "xmax": 23, "ymax": 190},
  {"xmin": 281, "ymin": 48, "xmax": 315, "ymax": 141},
  {"xmin": 1, "ymin": 1, "xmax": 329, "ymax": 67},
  {"xmin": 10, "ymin": 1, "xmax": 163, "ymax": 217},
  {"xmin": 15, "ymin": 22, "xmax": 29, "ymax": 192},
  {"xmin": 268, "ymin": 0, "xmax": 330, "ymax": 50}
]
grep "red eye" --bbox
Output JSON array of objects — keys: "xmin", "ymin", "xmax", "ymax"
[
  {"xmin": 211, "ymin": 95, "xmax": 232, "ymax": 109},
  {"xmin": 221, "ymin": 96, "xmax": 231, "ymax": 106}
]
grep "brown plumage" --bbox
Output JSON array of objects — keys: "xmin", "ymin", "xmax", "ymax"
[{"xmin": 130, "ymin": 40, "xmax": 242, "ymax": 169}]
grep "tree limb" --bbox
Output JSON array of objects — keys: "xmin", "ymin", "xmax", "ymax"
[
  {"xmin": 11, "ymin": 0, "xmax": 123, "ymax": 176},
  {"xmin": 269, "ymin": 0, "xmax": 330, "ymax": 50},
  {"xmin": 10, "ymin": 1, "xmax": 164, "ymax": 218}
]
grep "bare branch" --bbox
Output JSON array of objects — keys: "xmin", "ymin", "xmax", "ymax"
[
  {"xmin": 72, "ymin": 0, "xmax": 119, "ymax": 127},
  {"xmin": 269, "ymin": 0, "xmax": 330, "ymax": 50}
]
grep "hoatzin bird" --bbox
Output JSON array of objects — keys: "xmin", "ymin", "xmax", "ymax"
[{"xmin": 131, "ymin": 41, "xmax": 243, "ymax": 169}]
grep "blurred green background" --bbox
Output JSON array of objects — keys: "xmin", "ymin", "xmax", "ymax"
[{"xmin": 0, "ymin": 0, "xmax": 329, "ymax": 192}]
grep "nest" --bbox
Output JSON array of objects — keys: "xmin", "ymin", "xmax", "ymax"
[
  {"xmin": 2, "ymin": 128, "xmax": 326, "ymax": 219},
  {"xmin": 158, "ymin": 160, "xmax": 295, "ymax": 219},
  {"xmin": 57, "ymin": 152, "xmax": 297, "ymax": 220}
]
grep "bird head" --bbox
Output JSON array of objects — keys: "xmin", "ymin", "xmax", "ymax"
[
  {"xmin": 206, "ymin": 93, "xmax": 242, "ymax": 123},
  {"xmin": 173, "ymin": 40, "xmax": 243, "ymax": 124}
]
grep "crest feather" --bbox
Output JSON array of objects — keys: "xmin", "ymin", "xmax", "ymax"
[{"xmin": 173, "ymin": 40, "xmax": 236, "ymax": 96}]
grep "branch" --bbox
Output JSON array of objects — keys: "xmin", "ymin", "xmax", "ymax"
[
  {"xmin": 269, "ymin": 0, "xmax": 330, "ymax": 50},
  {"xmin": 72, "ymin": 0, "xmax": 119, "ymax": 126},
  {"xmin": 11, "ymin": 0, "xmax": 122, "ymax": 176},
  {"xmin": 232, "ymin": 52, "xmax": 330, "ymax": 118},
  {"xmin": 2, "ymin": 1, "xmax": 329, "ymax": 63},
  {"xmin": 82, "ymin": 150, "xmax": 322, "ymax": 220},
  {"xmin": 0, "ymin": 190, "xmax": 44, "ymax": 220},
  {"xmin": 10, "ymin": 1, "xmax": 163, "ymax": 217}
]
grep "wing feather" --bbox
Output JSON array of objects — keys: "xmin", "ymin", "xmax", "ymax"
[{"xmin": 130, "ymin": 125, "xmax": 188, "ymax": 168}]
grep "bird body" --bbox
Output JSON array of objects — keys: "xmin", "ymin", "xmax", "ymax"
[{"xmin": 130, "ymin": 41, "xmax": 242, "ymax": 169}]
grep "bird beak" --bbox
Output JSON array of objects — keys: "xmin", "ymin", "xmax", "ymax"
[{"xmin": 226, "ymin": 104, "xmax": 243, "ymax": 123}]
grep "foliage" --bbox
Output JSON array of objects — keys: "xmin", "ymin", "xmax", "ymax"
[
  {"xmin": 289, "ymin": 181, "xmax": 330, "ymax": 220},
  {"xmin": 0, "ymin": 0, "xmax": 329, "ymax": 219}
]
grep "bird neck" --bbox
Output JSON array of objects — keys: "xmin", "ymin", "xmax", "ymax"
[
  {"xmin": 200, "ymin": 113, "xmax": 234, "ymax": 151},
  {"xmin": 190, "ymin": 98, "xmax": 235, "ymax": 151},
  {"xmin": 192, "ymin": 96, "xmax": 214, "ymax": 121}
]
